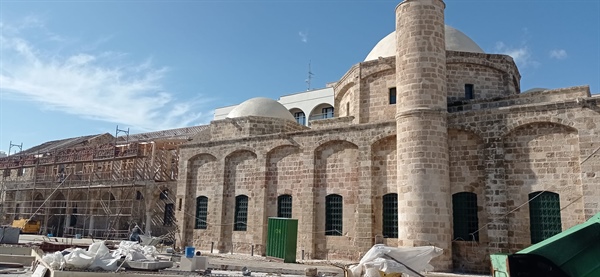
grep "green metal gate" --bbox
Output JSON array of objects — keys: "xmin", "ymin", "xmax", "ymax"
[{"xmin": 266, "ymin": 218, "xmax": 298, "ymax": 263}]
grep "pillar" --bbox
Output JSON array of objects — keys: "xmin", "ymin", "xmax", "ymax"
[{"xmin": 395, "ymin": 0, "xmax": 452, "ymax": 271}]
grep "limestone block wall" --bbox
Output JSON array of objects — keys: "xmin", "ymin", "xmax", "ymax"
[
  {"xmin": 360, "ymin": 69, "xmax": 396, "ymax": 123},
  {"xmin": 447, "ymin": 63, "xmax": 509, "ymax": 101},
  {"xmin": 447, "ymin": 52, "xmax": 521, "ymax": 99},
  {"xmin": 177, "ymin": 121, "xmax": 397, "ymax": 260},
  {"xmin": 447, "ymin": 96, "xmax": 598, "ymax": 273},
  {"xmin": 448, "ymin": 129, "xmax": 488, "ymax": 273},
  {"xmin": 370, "ymin": 135, "xmax": 397, "ymax": 246}
]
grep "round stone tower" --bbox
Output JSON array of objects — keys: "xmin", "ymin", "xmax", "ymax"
[{"xmin": 395, "ymin": 0, "xmax": 452, "ymax": 271}]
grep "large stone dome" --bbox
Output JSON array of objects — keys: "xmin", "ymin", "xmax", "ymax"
[
  {"xmin": 364, "ymin": 25, "xmax": 484, "ymax": 61},
  {"xmin": 226, "ymin": 97, "xmax": 296, "ymax": 122}
]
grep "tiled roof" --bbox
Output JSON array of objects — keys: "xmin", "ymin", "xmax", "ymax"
[
  {"xmin": 19, "ymin": 133, "xmax": 110, "ymax": 155},
  {"xmin": 117, "ymin": 125, "xmax": 209, "ymax": 143}
]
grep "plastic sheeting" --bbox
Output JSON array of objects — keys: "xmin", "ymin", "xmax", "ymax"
[
  {"xmin": 41, "ymin": 241, "xmax": 160, "ymax": 271},
  {"xmin": 348, "ymin": 244, "xmax": 443, "ymax": 277}
]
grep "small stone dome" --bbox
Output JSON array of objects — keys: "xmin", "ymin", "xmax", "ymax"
[
  {"xmin": 364, "ymin": 25, "xmax": 484, "ymax": 61},
  {"xmin": 227, "ymin": 97, "xmax": 296, "ymax": 122}
]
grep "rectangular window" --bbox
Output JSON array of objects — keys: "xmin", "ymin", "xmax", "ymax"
[
  {"xmin": 389, "ymin": 87, "xmax": 397, "ymax": 104},
  {"xmin": 325, "ymin": 194, "xmax": 343, "ymax": 236},
  {"xmin": 3, "ymin": 169, "xmax": 10, "ymax": 177},
  {"xmin": 234, "ymin": 195, "xmax": 248, "ymax": 231},
  {"xmin": 452, "ymin": 192, "xmax": 479, "ymax": 241},
  {"xmin": 465, "ymin": 84, "xmax": 474, "ymax": 100},
  {"xmin": 195, "ymin": 196, "xmax": 208, "ymax": 229},
  {"xmin": 382, "ymin": 193, "xmax": 398, "ymax": 238},
  {"xmin": 322, "ymin": 107, "xmax": 334, "ymax": 119},
  {"xmin": 163, "ymin": 203, "xmax": 175, "ymax": 226},
  {"xmin": 346, "ymin": 102, "xmax": 350, "ymax": 116},
  {"xmin": 294, "ymin": 112, "xmax": 306, "ymax": 125},
  {"xmin": 277, "ymin": 195, "xmax": 292, "ymax": 218},
  {"xmin": 529, "ymin": 191, "xmax": 561, "ymax": 244}
]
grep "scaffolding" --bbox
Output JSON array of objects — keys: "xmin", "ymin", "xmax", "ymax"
[{"xmin": 0, "ymin": 138, "xmax": 183, "ymax": 240}]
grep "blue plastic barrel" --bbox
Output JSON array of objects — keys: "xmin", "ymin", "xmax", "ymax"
[{"xmin": 185, "ymin": 246, "xmax": 195, "ymax": 258}]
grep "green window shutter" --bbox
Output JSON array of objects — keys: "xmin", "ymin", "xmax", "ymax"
[
  {"xmin": 277, "ymin": 194, "xmax": 293, "ymax": 218},
  {"xmin": 234, "ymin": 195, "xmax": 248, "ymax": 231},
  {"xmin": 325, "ymin": 194, "xmax": 343, "ymax": 236},
  {"xmin": 452, "ymin": 192, "xmax": 479, "ymax": 241},
  {"xmin": 529, "ymin": 191, "xmax": 561, "ymax": 244},
  {"xmin": 195, "ymin": 196, "xmax": 208, "ymax": 229},
  {"xmin": 382, "ymin": 193, "xmax": 398, "ymax": 238}
]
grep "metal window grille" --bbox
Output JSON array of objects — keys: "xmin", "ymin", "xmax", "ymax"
[
  {"xmin": 234, "ymin": 195, "xmax": 248, "ymax": 231},
  {"xmin": 452, "ymin": 192, "xmax": 479, "ymax": 241},
  {"xmin": 277, "ymin": 194, "xmax": 293, "ymax": 218},
  {"xmin": 382, "ymin": 193, "xmax": 398, "ymax": 238},
  {"xmin": 163, "ymin": 203, "xmax": 175, "ymax": 226},
  {"xmin": 389, "ymin": 88, "xmax": 397, "ymax": 105},
  {"xmin": 195, "ymin": 196, "xmax": 208, "ymax": 229},
  {"xmin": 326, "ymin": 194, "xmax": 343, "ymax": 236},
  {"xmin": 529, "ymin": 191, "xmax": 561, "ymax": 244}
]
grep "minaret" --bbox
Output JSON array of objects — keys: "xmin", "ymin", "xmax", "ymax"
[{"xmin": 395, "ymin": 0, "xmax": 452, "ymax": 271}]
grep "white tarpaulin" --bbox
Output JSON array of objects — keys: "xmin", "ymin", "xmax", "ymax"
[
  {"xmin": 348, "ymin": 244, "xmax": 443, "ymax": 277},
  {"xmin": 41, "ymin": 241, "xmax": 159, "ymax": 271}
]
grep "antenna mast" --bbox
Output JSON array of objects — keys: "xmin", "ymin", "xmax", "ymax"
[
  {"xmin": 305, "ymin": 61, "xmax": 314, "ymax": 91},
  {"xmin": 8, "ymin": 141, "xmax": 23, "ymax": 156}
]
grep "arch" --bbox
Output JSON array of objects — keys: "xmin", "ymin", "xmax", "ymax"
[
  {"xmin": 334, "ymin": 81, "xmax": 356, "ymax": 103},
  {"xmin": 446, "ymin": 124, "xmax": 485, "ymax": 140},
  {"xmin": 501, "ymin": 117, "xmax": 577, "ymax": 138},
  {"xmin": 308, "ymin": 103, "xmax": 334, "ymax": 121},
  {"xmin": 288, "ymin": 108, "xmax": 306, "ymax": 125},
  {"xmin": 446, "ymin": 57, "xmax": 511, "ymax": 77},
  {"xmin": 315, "ymin": 139, "xmax": 359, "ymax": 152},
  {"xmin": 225, "ymin": 149, "xmax": 258, "ymax": 160},
  {"xmin": 360, "ymin": 68, "xmax": 395, "ymax": 83},
  {"xmin": 188, "ymin": 153, "xmax": 217, "ymax": 164}
]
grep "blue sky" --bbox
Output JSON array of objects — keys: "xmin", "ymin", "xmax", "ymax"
[{"xmin": 1, "ymin": 0, "xmax": 599, "ymax": 154}]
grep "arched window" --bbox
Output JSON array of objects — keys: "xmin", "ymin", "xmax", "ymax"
[
  {"xmin": 325, "ymin": 194, "xmax": 343, "ymax": 236},
  {"xmin": 452, "ymin": 192, "xmax": 479, "ymax": 241},
  {"xmin": 277, "ymin": 195, "xmax": 292, "ymax": 218},
  {"xmin": 529, "ymin": 191, "xmax": 561, "ymax": 244},
  {"xmin": 135, "ymin": 191, "xmax": 144, "ymax": 200},
  {"xmin": 234, "ymin": 195, "xmax": 248, "ymax": 231},
  {"xmin": 195, "ymin": 196, "xmax": 208, "ymax": 229},
  {"xmin": 382, "ymin": 193, "xmax": 398, "ymax": 238},
  {"xmin": 160, "ymin": 189, "xmax": 169, "ymax": 200}
]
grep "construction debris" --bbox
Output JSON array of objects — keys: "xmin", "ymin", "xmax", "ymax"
[
  {"xmin": 41, "ymin": 240, "xmax": 172, "ymax": 271},
  {"xmin": 347, "ymin": 245, "xmax": 443, "ymax": 277}
]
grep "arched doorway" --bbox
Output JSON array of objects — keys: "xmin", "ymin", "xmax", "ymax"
[{"xmin": 48, "ymin": 192, "xmax": 67, "ymax": 237}]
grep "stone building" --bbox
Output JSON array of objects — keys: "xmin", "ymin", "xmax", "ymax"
[
  {"xmin": 1, "ymin": 0, "xmax": 598, "ymax": 274},
  {"xmin": 174, "ymin": 0, "xmax": 599, "ymax": 273}
]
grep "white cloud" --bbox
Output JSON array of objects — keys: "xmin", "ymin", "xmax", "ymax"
[
  {"xmin": 0, "ymin": 20, "xmax": 210, "ymax": 131},
  {"xmin": 549, "ymin": 49, "xmax": 567, "ymax": 60},
  {"xmin": 495, "ymin": 41, "xmax": 539, "ymax": 69},
  {"xmin": 298, "ymin": 31, "xmax": 308, "ymax": 43}
]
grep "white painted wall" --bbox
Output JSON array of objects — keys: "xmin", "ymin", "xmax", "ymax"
[{"xmin": 212, "ymin": 87, "xmax": 334, "ymax": 126}]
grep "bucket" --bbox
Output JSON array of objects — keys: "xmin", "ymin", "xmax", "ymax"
[
  {"xmin": 185, "ymin": 246, "xmax": 195, "ymax": 258},
  {"xmin": 75, "ymin": 234, "xmax": 82, "ymax": 239}
]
